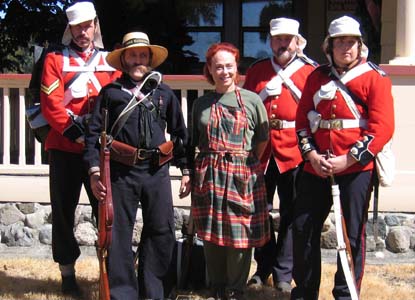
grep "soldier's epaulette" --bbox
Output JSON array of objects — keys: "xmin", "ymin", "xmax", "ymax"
[
  {"xmin": 47, "ymin": 44, "xmax": 66, "ymax": 55},
  {"xmin": 247, "ymin": 57, "xmax": 270, "ymax": 69},
  {"xmin": 298, "ymin": 55, "xmax": 319, "ymax": 67},
  {"xmin": 368, "ymin": 61, "xmax": 387, "ymax": 77},
  {"xmin": 315, "ymin": 63, "xmax": 331, "ymax": 73}
]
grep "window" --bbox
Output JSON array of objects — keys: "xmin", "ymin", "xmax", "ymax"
[
  {"xmin": 168, "ymin": 0, "xmax": 298, "ymax": 74},
  {"xmin": 241, "ymin": 0, "xmax": 294, "ymax": 62},
  {"xmin": 177, "ymin": 0, "xmax": 223, "ymax": 68}
]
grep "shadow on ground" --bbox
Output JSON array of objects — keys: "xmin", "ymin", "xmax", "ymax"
[{"xmin": 0, "ymin": 270, "xmax": 97, "ymax": 300}]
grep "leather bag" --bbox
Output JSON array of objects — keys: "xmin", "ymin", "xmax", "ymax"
[
  {"xmin": 25, "ymin": 104, "xmax": 50, "ymax": 143},
  {"xmin": 157, "ymin": 141, "xmax": 174, "ymax": 166},
  {"xmin": 375, "ymin": 139, "xmax": 395, "ymax": 187},
  {"xmin": 109, "ymin": 140, "xmax": 138, "ymax": 166}
]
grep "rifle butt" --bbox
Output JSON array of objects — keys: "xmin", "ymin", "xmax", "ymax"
[{"xmin": 98, "ymin": 248, "xmax": 111, "ymax": 300}]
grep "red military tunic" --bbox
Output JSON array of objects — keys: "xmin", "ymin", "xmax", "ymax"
[
  {"xmin": 40, "ymin": 46, "xmax": 119, "ymax": 153},
  {"xmin": 244, "ymin": 56, "xmax": 316, "ymax": 173},
  {"xmin": 296, "ymin": 61, "xmax": 395, "ymax": 176}
]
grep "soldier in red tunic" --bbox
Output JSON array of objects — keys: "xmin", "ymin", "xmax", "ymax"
[
  {"xmin": 292, "ymin": 16, "xmax": 394, "ymax": 300},
  {"xmin": 243, "ymin": 17, "xmax": 317, "ymax": 293},
  {"xmin": 40, "ymin": 2, "xmax": 119, "ymax": 296}
]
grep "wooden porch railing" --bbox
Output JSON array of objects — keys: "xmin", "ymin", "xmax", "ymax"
[
  {"xmin": 0, "ymin": 74, "xmax": 214, "ymax": 175},
  {"xmin": 1, "ymin": 69, "xmax": 415, "ymax": 211}
]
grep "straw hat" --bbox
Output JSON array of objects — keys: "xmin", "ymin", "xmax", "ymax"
[
  {"xmin": 322, "ymin": 16, "xmax": 368, "ymax": 58},
  {"xmin": 106, "ymin": 32, "xmax": 168, "ymax": 70},
  {"xmin": 61, "ymin": 1, "xmax": 104, "ymax": 49},
  {"xmin": 269, "ymin": 17, "xmax": 307, "ymax": 50}
]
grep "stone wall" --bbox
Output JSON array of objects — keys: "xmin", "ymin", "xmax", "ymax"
[{"xmin": 0, "ymin": 202, "xmax": 414, "ymax": 255}]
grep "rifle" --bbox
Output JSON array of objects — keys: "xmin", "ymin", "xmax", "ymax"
[
  {"xmin": 328, "ymin": 151, "xmax": 359, "ymax": 300},
  {"xmin": 372, "ymin": 168, "xmax": 384, "ymax": 255},
  {"xmin": 97, "ymin": 108, "xmax": 114, "ymax": 300}
]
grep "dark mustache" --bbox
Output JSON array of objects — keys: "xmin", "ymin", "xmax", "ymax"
[
  {"xmin": 133, "ymin": 64, "xmax": 149, "ymax": 71},
  {"xmin": 128, "ymin": 64, "xmax": 149, "ymax": 72},
  {"xmin": 75, "ymin": 35, "xmax": 90, "ymax": 40}
]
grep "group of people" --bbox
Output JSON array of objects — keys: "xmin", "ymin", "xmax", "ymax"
[{"xmin": 39, "ymin": 1, "xmax": 394, "ymax": 300}]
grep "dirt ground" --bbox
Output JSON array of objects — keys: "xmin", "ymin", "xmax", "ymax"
[{"xmin": 0, "ymin": 245, "xmax": 414, "ymax": 300}]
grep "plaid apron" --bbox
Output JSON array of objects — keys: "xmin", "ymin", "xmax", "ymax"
[{"xmin": 192, "ymin": 89, "xmax": 270, "ymax": 248}]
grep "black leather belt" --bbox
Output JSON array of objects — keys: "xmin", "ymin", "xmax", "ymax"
[{"xmin": 137, "ymin": 148, "xmax": 158, "ymax": 160}]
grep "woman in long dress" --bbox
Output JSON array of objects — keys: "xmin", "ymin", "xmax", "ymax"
[{"xmin": 190, "ymin": 42, "xmax": 270, "ymax": 299}]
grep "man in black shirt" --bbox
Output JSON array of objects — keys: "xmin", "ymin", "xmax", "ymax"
[{"xmin": 84, "ymin": 31, "xmax": 191, "ymax": 300}]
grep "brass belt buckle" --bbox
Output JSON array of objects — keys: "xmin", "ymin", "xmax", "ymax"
[
  {"xmin": 137, "ymin": 149, "xmax": 147, "ymax": 160},
  {"xmin": 330, "ymin": 119, "xmax": 342, "ymax": 130},
  {"xmin": 270, "ymin": 119, "xmax": 283, "ymax": 129}
]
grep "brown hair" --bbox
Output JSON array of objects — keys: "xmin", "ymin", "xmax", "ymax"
[
  {"xmin": 325, "ymin": 36, "xmax": 363, "ymax": 56},
  {"xmin": 203, "ymin": 42, "xmax": 240, "ymax": 85}
]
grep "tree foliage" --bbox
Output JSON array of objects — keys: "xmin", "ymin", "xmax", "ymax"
[
  {"xmin": 0, "ymin": 0, "xmax": 71, "ymax": 73},
  {"xmin": 0, "ymin": 0, "xmax": 383, "ymax": 73},
  {"xmin": 0, "ymin": 0, "xmax": 219, "ymax": 74},
  {"xmin": 258, "ymin": 2, "xmax": 293, "ymax": 43}
]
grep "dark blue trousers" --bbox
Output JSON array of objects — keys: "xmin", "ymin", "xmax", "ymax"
[
  {"xmin": 107, "ymin": 162, "xmax": 175, "ymax": 300},
  {"xmin": 253, "ymin": 159, "xmax": 302, "ymax": 284},
  {"xmin": 291, "ymin": 171, "xmax": 371, "ymax": 300},
  {"xmin": 49, "ymin": 149, "xmax": 97, "ymax": 265}
]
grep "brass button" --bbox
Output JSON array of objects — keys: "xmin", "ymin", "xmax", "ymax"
[
  {"xmin": 331, "ymin": 114, "xmax": 336, "ymax": 119},
  {"xmin": 332, "ymin": 104, "xmax": 336, "ymax": 109},
  {"xmin": 272, "ymin": 104, "xmax": 278, "ymax": 110},
  {"xmin": 271, "ymin": 114, "xmax": 276, "ymax": 119}
]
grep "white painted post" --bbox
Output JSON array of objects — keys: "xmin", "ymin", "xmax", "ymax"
[
  {"xmin": 389, "ymin": 0, "xmax": 415, "ymax": 65},
  {"xmin": 2, "ymin": 88, "xmax": 11, "ymax": 165},
  {"xmin": 18, "ymin": 88, "xmax": 26, "ymax": 165}
]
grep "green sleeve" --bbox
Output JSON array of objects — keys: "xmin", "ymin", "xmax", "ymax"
[{"xmin": 254, "ymin": 97, "xmax": 269, "ymax": 142}]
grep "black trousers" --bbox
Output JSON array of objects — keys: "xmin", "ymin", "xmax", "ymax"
[
  {"xmin": 107, "ymin": 162, "xmax": 175, "ymax": 300},
  {"xmin": 291, "ymin": 171, "xmax": 371, "ymax": 300},
  {"xmin": 253, "ymin": 158, "xmax": 302, "ymax": 284},
  {"xmin": 49, "ymin": 149, "xmax": 97, "ymax": 265}
]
